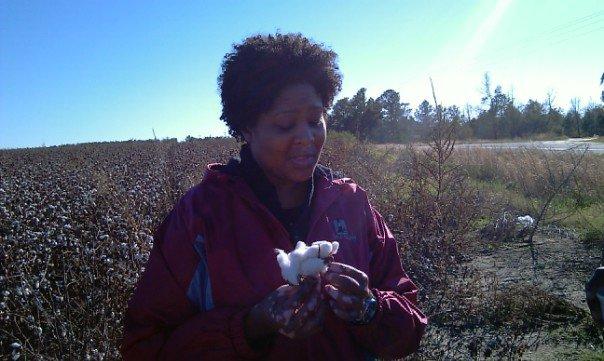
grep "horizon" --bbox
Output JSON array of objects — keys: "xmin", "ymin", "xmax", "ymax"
[{"xmin": 1, "ymin": 1, "xmax": 603, "ymax": 149}]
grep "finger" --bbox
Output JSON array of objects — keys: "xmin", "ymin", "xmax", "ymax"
[
  {"xmin": 296, "ymin": 277, "xmax": 321, "ymax": 307},
  {"xmin": 287, "ymin": 286, "xmax": 322, "ymax": 325},
  {"xmin": 326, "ymin": 292, "xmax": 363, "ymax": 316},
  {"xmin": 271, "ymin": 285, "xmax": 309, "ymax": 320},
  {"xmin": 281, "ymin": 292, "xmax": 322, "ymax": 338},
  {"xmin": 327, "ymin": 262, "xmax": 369, "ymax": 288},
  {"xmin": 275, "ymin": 284, "xmax": 298, "ymax": 297},
  {"xmin": 297, "ymin": 304, "xmax": 326, "ymax": 337},
  {"xmin": 272, "ymin": 309, "xmax": 290, "ymax": 325},
  {"xmin": 282, "ymin": 288, "xmax": 306, "ymax": 310},
  {"xmin": 324, "ymin": 284, "xmax": 362, "ymax": 311},
  {"xmin": 281, "ymin": 310, "xmax": 323, "ymax": 339},
  {"xmin": 289, "ymin": 278, "xmax": 319, "ymax": 306},
  {"xmin": 297, "ymin": 276, "xmax": 319, "ymax": 297},
  {"xmin": 329, "ymin": 300, "xmax": 356, "ymax": 322},
  {"xmin": 325, "ymin": 273, "xmax": 364, "ymax": 296},
  {"xmin": 298, "ymin": 287, "xmax": 321, "ymax": 315}
]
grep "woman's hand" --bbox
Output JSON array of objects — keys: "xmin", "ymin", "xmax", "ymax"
[
  {"xmin": 244, "ymin": 277, "xmax": 325, "ymax": 341},
  {"xmin": 324, "ymin": 262, "xmax": 373, "ymax": 323}
]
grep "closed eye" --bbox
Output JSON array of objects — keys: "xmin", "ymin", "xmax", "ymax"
[{"xmin": 277, "ymin": 123, "xmax": 294, "ymax": 131}]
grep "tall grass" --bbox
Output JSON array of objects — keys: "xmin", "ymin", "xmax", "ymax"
[{"xmin": 454, "ymin": 147, "xmax": 604, "ymax": 242}]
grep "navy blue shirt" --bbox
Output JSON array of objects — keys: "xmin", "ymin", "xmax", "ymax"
[{"xmin": 220, "ymin": 143, "xmax": 338, "ymax": 244}]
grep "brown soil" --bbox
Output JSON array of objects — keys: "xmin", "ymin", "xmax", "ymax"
[
  {"xmin": 472, "ymin": 233, "xmax": 601, "ymax": 310},
  {"xmin": 471, "ymin": 232, "xmax": 604, "ymax": 359}
]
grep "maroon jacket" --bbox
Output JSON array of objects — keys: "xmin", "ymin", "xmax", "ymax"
[{"xmin": 122, "ymin": 163, "xmax": 427, "ymax": 360}]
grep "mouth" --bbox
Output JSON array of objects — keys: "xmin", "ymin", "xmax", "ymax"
[{"xmin": 290, "ymin": 154, "xmax": 317, "ymax": 168}]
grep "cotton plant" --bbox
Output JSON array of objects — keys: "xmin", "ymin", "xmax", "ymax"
[
  {"xmin": 517, "ymin": 215, "xmax": 534, "ymax": 228},
  {"xmin": 275, "ymin": 241, "xmax": 339, "ymax": 285}
]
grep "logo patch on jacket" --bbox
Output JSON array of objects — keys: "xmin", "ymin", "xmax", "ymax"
[{"xmin": 332, "ymin": 219, "xmax": 356, "ymax": 241}]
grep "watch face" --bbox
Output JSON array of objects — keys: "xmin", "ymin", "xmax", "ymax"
[
  {"xmin": 353, "ymin": 296, "xmax": 377, "ymax": 325},
  {"xmin": 364, "ymin": 297, "xmax": 377, "ymax": 322}
]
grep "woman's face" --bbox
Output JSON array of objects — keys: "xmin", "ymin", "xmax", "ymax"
[{"xmin": 243, "ymin": 83, "xmax": 326, "ymax": 188}]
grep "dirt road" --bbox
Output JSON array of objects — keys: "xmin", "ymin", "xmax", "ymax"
[
  {"xmin": 378, "ymin": 138, "xmax": 604, "ymax": 154},
  {"xmin": 455, "ymin": 138, "xmax": 604, "ymax": 154}
]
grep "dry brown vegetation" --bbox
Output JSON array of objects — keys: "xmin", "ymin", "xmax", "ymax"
[{"xmin": 1, "ymin": 133, "xmax": 603, "ymax": 359}]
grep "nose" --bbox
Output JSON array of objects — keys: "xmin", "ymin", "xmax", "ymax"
[{"xmin": 294, "ymin": 123, "xmax": 315, "ymax": 145}]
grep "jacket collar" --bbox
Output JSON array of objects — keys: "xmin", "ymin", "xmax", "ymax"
[
  {"xmin": 211, "ymin": 143, "xmax": 340, "ymax": 209},
  {"xmin": 219, "ymin": 143, "xmax": 314, "ymax": 215},
  {"xmin": 203, "ymin": 147, "xmax": 346, "ymax": 248}
]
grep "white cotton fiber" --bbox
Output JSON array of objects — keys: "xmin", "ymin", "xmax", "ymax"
[
  {"xmin": 276, "ymin": 249, "xmax": 298, "ymax": 285},
  {"xmin": 313, "ymin": 240, "xmax": 339, "ymax": 257},
  {"xmin": 275, "ymin": 240, "xmax": 339, "ymax": 285},
  {"xmin": 299, "ymin": 257, "xmax": 328, "ymax": 276},
  {"xmin": 315, "ymin": 241, "xmax": 331, "ymax": 258},
  {"xmin": 517, "ymin": 215, "xmax": 534, "ymax": 228}
]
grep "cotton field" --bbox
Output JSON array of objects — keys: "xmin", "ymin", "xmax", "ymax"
[{"xmin": 0, "ymin": 138, "xmax": 238, "ymax": 359}]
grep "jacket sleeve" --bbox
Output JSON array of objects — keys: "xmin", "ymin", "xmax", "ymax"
[
  {"xmin": 121, "ymin": 204, "xmax": 268, "ymax": 360},
  {"xmin": 348, "ymin": 204, "xmax": 428, "ymax": 359}
]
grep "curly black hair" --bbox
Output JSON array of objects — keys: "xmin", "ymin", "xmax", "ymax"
[{"xmin": 218, "ymin": 33, "xmax": 343, "ymax": 141}]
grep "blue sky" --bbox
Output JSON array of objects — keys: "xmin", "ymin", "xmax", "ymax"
[{"xmin": 1, "ymin": 0, "xmax": 603, "ymax": 149}]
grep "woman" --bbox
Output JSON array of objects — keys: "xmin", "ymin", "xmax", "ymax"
[{"xmin": 122, "ymin": 33, "xmax": 427, "ymax": 360}]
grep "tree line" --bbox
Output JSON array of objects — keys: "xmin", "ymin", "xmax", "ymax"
[{"xmin": 328, "ymin": 73, "xmax": 604, "ymax": 142}]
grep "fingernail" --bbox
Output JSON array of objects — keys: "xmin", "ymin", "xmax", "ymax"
[
  {"xmin": 325, "ymin": 285, "xmax": 336, "ymax": 297},
  {"xmin": 329, "ymin": 263, "xmax": 341, "ymax": 271}
]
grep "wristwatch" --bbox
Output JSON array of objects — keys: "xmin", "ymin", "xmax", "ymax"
[{"xmin": 351, "ymin": 295, "xmax": 378, "ymax": 325}]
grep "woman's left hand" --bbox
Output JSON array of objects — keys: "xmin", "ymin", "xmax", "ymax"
[{"xmin": 323, "ymin": 262, "xmax": 373, "ymax": 323}]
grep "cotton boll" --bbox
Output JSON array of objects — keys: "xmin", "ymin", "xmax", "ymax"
[
  {"xmin": 275, "ymin": 249, "xmax": 290, "ymax": 270},
  {"xmin": 290, "ymin": 241, "xmax": 309, "ymax": 261},
  {"xmin": 276, "ymin": 249, "xmax": 298, "ymax": 285},
  {"xmin": 275, "ymin": 240, "xmax": 340, "ymax": 285},
  {"xmin": 312, "ymin": 240, "xmax": 340, "ymax": 258},
  {"xmin": 331, "ymin": 241, "xmax": 339, "ymax": 255},
  {"xmin": 278, "ymin": 242, "xmax": 309, "ymax": 285},
  {"xmin": 299, "ymin": 257, "xmax": 328, "ymax": 277},
  {"xmin": 312, "ymin": 241, "xmax": 333, "ymax": 258},
  {"xmin": 517, "ymin": 215, "xmax": 534, "ymax": 228},
  {"xmin": 304, "ymin": 244, "xmax": 320, "ymax": 259}
]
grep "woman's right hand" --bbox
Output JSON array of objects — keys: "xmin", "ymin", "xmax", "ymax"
[{"xmin": 244, "ymin": 277, "xmax": 325, "ymax": 341}]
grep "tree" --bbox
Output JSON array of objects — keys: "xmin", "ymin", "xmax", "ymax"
[
  {"xmin": 601, "ymin": 72, "xmax": 604, "ymax": 102},
  {"xmin": 581, "ymin": 105, "xmax": 604, "ymax": 136},
  {"xmin": 563, "ymin": 109, "xmax": 581, "ymax": 137},
  {"xmin": 543, "ymin": 90, "xmax": 564, "ymax": 135},
  {"xmin": 329, "ymin": 97, "xmax": 352, "ymax": 132},
  {"xmin": 358, "ymin": 97, "xmax": 382, "ymax": 141},
  {"xmin": 348, "ymin": 88, "xmax": 368, "ymax": 139},
  {"xmin": 563, "ymin": 98, "xmax": 582, "ymax": 137},
  {"xmin": 374, "ymin": 89, "xmax": 412, "ymax": 142},
  {"xmin": 522, "ymin": 100, "xmax": 548, "ymax": 136},
  {"xmin": 471, "ymin": 84, "xmax": 516, "ymax": 139},
  {"xmin": 414, "ymin": 100, "xmax": 435, "ymax": 140},
  {"xmin": 480, "ymin": 72, "xmax": 492, "ymax": 106},
  {"xmin": 489, "ymin": 86, "xmax": 513, "ymax": 138},
  {"xmin": 327, "ymin": 88, "xmax": 382, "ymax": 140}
]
